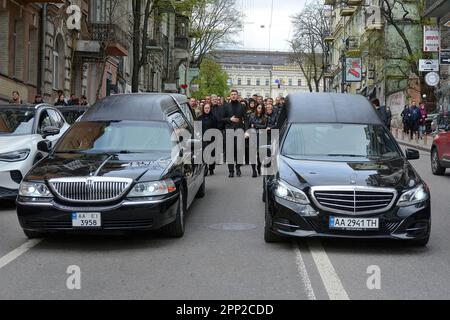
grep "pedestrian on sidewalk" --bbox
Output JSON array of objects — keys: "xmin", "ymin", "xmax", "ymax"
[
  {"xmin": 199, "ymin": 103, "xmax": 218, "ymax": 176},
  {"xmin": 248, "ymin": 104, "xmax": 267, "ymax": 177},
  {"xmin": 371, "ymin": 99, "xmax": 388, "ymax": 127},
  {"xmin": 409, "ymin": 101, "xmax": 420, "ymax": 139},
  {"xmin": 222, "ymin": 89, "xmax": 245, "ymax": 178},
  {"xmin": 386, "ymin": 106, "xmax": 392, "ymax": 131},
  {"xmin": 401, "ymin": 105, "xmax": 410, "ymax": 135},
  {"xmin": 9, "ymin": 91, "xmax": 23, "ymax": 104},
  {"xmin": 419, "ymin": 102, "xmax": 428, "ymax": 139}
]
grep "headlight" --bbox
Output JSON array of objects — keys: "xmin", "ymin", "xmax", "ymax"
[
  {"xmin": 274, "ymin": 179, "xmax": 309, "ymax": 204},
  {"xmin": 397, "ymin": 184, "xmax": 429, "ymax": 207},
  {"xmin": 128, "ymin": 179, "xmax": 176, "ymax": 197},
  {"xmin": 19, "ymin": 181, "xmax": 52, "ymax": 198},
  {"xmin": 0, "ymin": 149, "xmax": 30, "ymax": 162}
]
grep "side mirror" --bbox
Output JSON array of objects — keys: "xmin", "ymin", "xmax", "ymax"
[
  {"xmin": 37, "ymin": 140, "xmax": 52, "ymax": 153},
  {"xmin": 405, "ymin": 148, "xmax": 420, "ymax": 160},
  {"xmin": 42, "ymin": 126, "xmax": 60, "ymax": 138}
]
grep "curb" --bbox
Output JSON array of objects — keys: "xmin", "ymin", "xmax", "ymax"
[{"xmin": 396, "ymin": 140, "xmax": 431, "ymax": 153}]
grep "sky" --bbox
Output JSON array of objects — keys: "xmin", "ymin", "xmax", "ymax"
[{"xmin": 232, "ymin": 0, "xmax": 309, "ymax": 52}]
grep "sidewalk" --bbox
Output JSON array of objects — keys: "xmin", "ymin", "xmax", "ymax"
[{"xmin": 390, "ymin": 128, "xmax": 433, "ymax": 153}]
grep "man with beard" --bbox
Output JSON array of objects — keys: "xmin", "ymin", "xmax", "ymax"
[{"xmin": 222, "ymin": 89, "xmax": 245, "ymax": 178}]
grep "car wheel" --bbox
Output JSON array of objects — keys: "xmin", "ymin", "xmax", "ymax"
[
  {"xmin": 195, "ymin": 175, "xmax": 206, "ymax": 198},
  {"xmin": 264, "ymin": 193, "xmax": 282, "ymax": 243},
  {"xmin": 23, "ymin": 229, "xmax": 45, "ymax": 239},
  {"xmin": 162, "ymin": 189, "xmax": 185, "ymax": 238},
  {"xmin": 431, "ymin": 148, "xmax": 446, "ymax": 175}
]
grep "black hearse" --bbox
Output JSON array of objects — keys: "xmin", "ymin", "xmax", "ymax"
[
  {"xmin": 263, "ymin": 93, "xmax": 431, "ymax": 246},
  {"xmin": 16, "ymin": 94, "xmax": 206, "ymax": 238}
]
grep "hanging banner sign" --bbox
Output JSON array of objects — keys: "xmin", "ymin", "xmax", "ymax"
[
  {"xmin": 424, "ymin": 25, "xmax": 440, "ymax": 52},
  {"xmin": 345, "ymin": 58, "xmax": 362, "ymax": 82}
]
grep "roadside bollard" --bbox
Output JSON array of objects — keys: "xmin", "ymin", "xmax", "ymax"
[{"xmin": 424, "ymin": 133, "xmax": 428, "ymax": 145}]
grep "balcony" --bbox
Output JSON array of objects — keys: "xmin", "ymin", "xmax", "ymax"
[
  {"xmin": 89, "ymin": 23, "xmax": 130, "ymax": 56},
  {"xmin": 340, "ymin": 6, "xmax": 357, "ymax": 17},
  {"xmin": 324, "ymin": 0, "xmax": 335, "ymax": 5},
  {"xmin": 347, "ymin": 0, "xmax": 362, "ymax": 5},
  {"xmin": 324, "ymin": 32, "xmax": 335, "ymax": 43}
]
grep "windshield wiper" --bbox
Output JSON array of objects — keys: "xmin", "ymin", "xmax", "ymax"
[{"xmin": 327, "ymin": 154, "xmax": 366, "ymax": 157}]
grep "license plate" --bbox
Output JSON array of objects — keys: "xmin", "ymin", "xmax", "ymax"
[
  {"xmin": 72, "ymin": 212, "xmax": 101, "ymax": 228},
  {"xmin": 329, "ymin": 216, "xmax": 379, "ymax": 230}
]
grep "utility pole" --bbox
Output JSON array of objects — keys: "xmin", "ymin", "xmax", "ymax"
[{"xmin": 269, "ymin": 0, "xmax": 274, "ymax": 97}]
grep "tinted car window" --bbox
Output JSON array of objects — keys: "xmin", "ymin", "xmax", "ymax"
[
  {"xmin": 55, "ymin": 121, "xmax": 172, "ymax": 153},
  {"xmin": 179, "ymin": 103, "xmax": 195, "ymax": 124},
  {"xmin": 0, "ymin": 109, "xmax": 35, "ymax": 135},
  {"xmin": 282, "ymin": 123, "xmax": 400, "ymax": 159}
]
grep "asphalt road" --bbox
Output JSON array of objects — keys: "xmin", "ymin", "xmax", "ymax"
[{"xmin": 0, "ymin": 148, "xmax": 449, "ymax": 300}]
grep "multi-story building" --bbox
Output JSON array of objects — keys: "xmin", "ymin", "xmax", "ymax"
[
  {"xmin": 0, "ymin": 0, "xmax": 190, "ymax": 104},
  {"xmin": 424, "ymin": 0, "xmax": 450, "ymax": 113},
  {"xmin": 325, "ymin": 0, "xmax": 423, "ymax": 123},
  {"xmin": 212, "ymin": 50, "xmax": 318, "ymax": 98}
]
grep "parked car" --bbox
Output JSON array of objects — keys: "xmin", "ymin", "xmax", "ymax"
[
  {"xmin": 0, "ymin": 104, "xmax": 69, "ymax": 200},
  {"xmin": 56, "ymin": 106, "xmax": 89, "ymax": 124},
  {"xmin": 431, "ymin": 121, "xmax": 450, "ymax": 175},
  {"xmin": 263, "ymin": 93, "xmax": 430, "ymax": 246},
  {"xmin": 16, "ymin": 94, "xmax": 206, "ymax": 239}
]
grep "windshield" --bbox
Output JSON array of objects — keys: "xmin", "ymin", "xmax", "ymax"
[
  {"xmin": 282, "ymin": 123, "xmax": 401, "ymax": 160},
  {"xmin": 0, "ymin": 109, "xmax": 36, "ymax": 135},
  {"xmin": 55, "ymin": 120, "xmax": 173, "ymax": 154}
]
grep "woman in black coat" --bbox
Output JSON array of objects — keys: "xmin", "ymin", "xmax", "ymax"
[
  {"xmin": 248, "ymin": 104, "xmax": 267, "ymax": 177},
  {"xmin": 198, "ymin": 103, "xmax": 218, "ymax": 176}
]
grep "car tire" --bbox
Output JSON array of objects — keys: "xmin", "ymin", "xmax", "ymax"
[
  {"xmin": 264, "ymin": 193, "xmax": 283, "ymax": 243},
  {"xmin": 195, "ymin": 175, "xmax": 206, "ymax": 198},
  {"xmin": 23, "ymin": 229, "xmax": 45, "ymax": 239},
  {"xmin": 431, "ymin": 148, "xmax": 446, "ymax": 175},
  {"xmin": 161, "ymin": 188, "xmax": 185, "ymax": 238}
]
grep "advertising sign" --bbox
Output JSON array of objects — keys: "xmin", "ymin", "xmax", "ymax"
[
  {"xmin": 424, "ymin": 25, "xmax": 440, "ymax": 52},
  {"xmin": 345, "ymin": 58, "xmax": 362, "ymax": 82},
  {"xmin": 440, "ymin": 49, "xmax": 450, "ymax": 65}
]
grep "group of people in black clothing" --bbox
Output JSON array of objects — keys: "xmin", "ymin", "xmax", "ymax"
[{"xmin": 192, "ymin": 90, "xmax": 284, "ymax": 179}]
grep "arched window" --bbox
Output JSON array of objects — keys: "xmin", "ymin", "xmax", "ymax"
[{"xmin": 53, "ymin": 35, "xmax": 65, "ymax": 89}]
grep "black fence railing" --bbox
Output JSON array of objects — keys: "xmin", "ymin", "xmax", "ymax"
[{"xmin": 90, "ymin": 23, "xmax": 130, "ymax": 49}]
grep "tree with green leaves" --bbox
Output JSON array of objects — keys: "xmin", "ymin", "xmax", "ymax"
[{"xmin": 192, "ymin": 58, "xmax": 229, "ymax": 98}]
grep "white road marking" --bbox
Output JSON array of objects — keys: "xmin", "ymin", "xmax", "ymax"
[
  {"xmin": 308, "ymin": 240, "xmax": 349, "ymax": 300},
  {"xmin": 0, "ymin": 239, "xmax": 42, "ymax": 270},
  {"xmin": 293, "ymin": 242, "xmax": 316, "ymax": 300}
]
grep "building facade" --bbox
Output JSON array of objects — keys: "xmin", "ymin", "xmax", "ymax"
[
  {"xmin": 0, "ymin": 0, "xmax": 190, "ymax": 104},
  {"xmin": 324, "ymin": 0, "xmax": 424, "ymax": 125},
  {"xmin": 213, "ymin": 50, "xmax": 317, "ymax": 98}
]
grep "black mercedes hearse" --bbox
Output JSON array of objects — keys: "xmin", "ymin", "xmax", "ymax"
[
  {"xmin": 16, "ymin": 94, "xmax": 206, "ymax": 238},
  {"xmin": 263, "ymin": 93, "xmax": 431, "ymax": 246}
]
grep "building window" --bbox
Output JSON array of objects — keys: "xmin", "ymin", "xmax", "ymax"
[
  {"xmin": 247, "ymin": 78, "xmax": 251, "ymax": 86},
  {"xmin": 53, "ymin": 35, "xmax": 65, "ymax": 90},
  {"xmin": 28, "ymin": 28, "xmax": 38, "ymax": 85},
  {"xmin": 13, "ymin": 20, "xmax": 24, "ymax": 79},
  {"xmin": 288, "ymin": 78, "xmax": 292, "ymax": 86},
  {"xmin": 265, "ymin": 78, "xmax": 269, "ymax": 86},
  {"xmin": 298, "ymin": 79, "xmax": 302, "ymax": 87},
  {"xmin": 256, "ymin": 78, "xmax": 260, "ymax": 86},
  {"xmin": 237, "ymin": 78, "xmax": 241, "ymax": 85},
  {"xmin": 0, "ymin": 12, "xmax": 9, "ymax": 75}
]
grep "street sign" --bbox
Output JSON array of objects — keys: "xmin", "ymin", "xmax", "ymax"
[
  {"xmin": 425, "ymin": 72, "xmax": 440, "ymax": 87},
  {"xmin": 419, "ymin": 59, "xmax": 439, "ymax": 72},
  {"xmin": 440, "ymin": 49, "xmax": 450, "ymax": 65},
  {"xmin": 424, "ymin": 25, "xmax": 440, "ymax": 52}
]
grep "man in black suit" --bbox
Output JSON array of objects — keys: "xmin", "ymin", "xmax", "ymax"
[{"xmin": 222, "ymin": 89, "xmax": 245, "ymax": 178}]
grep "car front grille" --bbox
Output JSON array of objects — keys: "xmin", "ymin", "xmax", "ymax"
[
  {"xmin": 48, "ymin": 177, "xmax": 133, "ymax": 203},
  {"xmin": 311, "ymin": 186, "xmax": 397, "ymax": 215}
]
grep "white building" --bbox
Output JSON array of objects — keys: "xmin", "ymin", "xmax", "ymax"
[{"xmin": 213, "ymin": 50, "xmax": 318, "ymax": 98}]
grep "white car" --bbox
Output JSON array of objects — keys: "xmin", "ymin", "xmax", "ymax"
[{"xmin": 0, "ymin": 104, "xmax": 69, "ymax": 199}]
